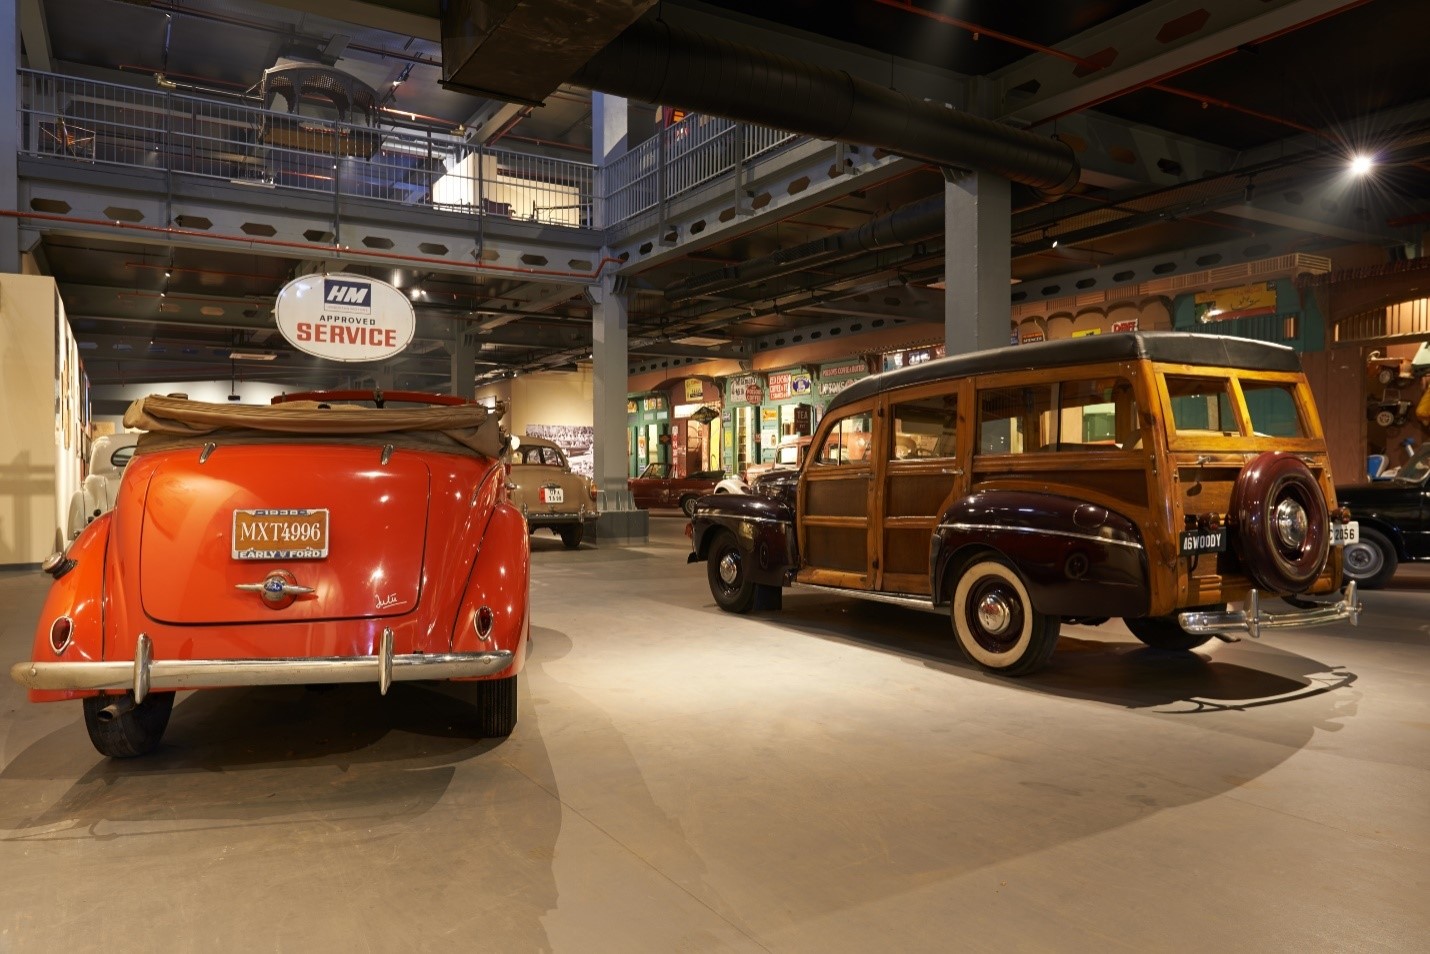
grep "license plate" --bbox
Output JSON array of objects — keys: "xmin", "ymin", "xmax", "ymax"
[
  {"xmin": 1331, "ymin": 521, "xmax": 1360, "ymax": 546},
  {"xmin": 1180, "ymin": 528, "xmax": 1226, "ymax": 555},
  {"xmin": 232, "ymin": 509, "xmax": 329, "ymax": 560},
  {"xmin": 540, "ymin": 486, "xmax": 564, "ymax": 504}
]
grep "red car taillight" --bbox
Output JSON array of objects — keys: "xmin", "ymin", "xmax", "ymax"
[{"xmin": 49, "ymin": 616, "xmax": 73, "ymax": 654}]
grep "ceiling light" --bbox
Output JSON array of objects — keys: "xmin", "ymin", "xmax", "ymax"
[
  {"xmin": 1050, "ymin": 239, "xmax": 1059, "ymax": 248},
  {"xmin": 164, "ymin": 269, "xmax": 172, "ymax": 278},
  {"xmin": 1350, "ymin": 154, "xmax": 1373, "ymax": 176},
  {"xmin": 230, "ymin": 351, "xmax": 278, "ymax": 361}
]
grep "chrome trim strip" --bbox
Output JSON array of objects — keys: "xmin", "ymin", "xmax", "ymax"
[
  {"xmin": 10, "ymin": 647, "xmax": 514, "ymax": 694},
  {"xmin": 937, "ymin": 522, "xmax": 1144, "ymax": 550},
  {"xmin": 1178, "ymin": 582, "xmax": 1361, "ymax": 638},
  {"xmin": 791, "ymin": 583, "xmax": 944, "ymax": 614},
  {"xmin": 699, "ymin": 512, "xmax": 791, "ymax": 527}
]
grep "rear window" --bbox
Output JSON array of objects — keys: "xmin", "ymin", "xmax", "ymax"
[{"xmin": 1241, "ymin": 380, "xmax": 1306, "ymax": 437}]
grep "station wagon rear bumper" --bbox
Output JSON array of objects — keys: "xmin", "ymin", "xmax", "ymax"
[
  {"xmin": 10, "ymin": 629, "xmax": 513, "ymax": 701},
  {"xmin": 1178, "ymin": 582, "xmax": 1361, "ymax": 640}
]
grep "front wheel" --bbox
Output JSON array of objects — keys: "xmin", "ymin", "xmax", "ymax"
[
  {"xmin": 473, "ymin": 675, "xmax": 517, "ymax": 738},
  {"xmin": 559, "ymin": 523, "xmax": 584, "ymax": 549},
  {"xmin": 707, "ymin": 530, "xmax": 757, "ymax": 613},
  {"xmin": 1342, "ymin": 526, "xmax": 1398, "ymax": 589},
  {"xmin": 1124, "ymin": 615, "xmax": 1215, "ymax": 651},
  {"xmin": 949, "ymin": 558, "xmax": 1059, "ymax": 676},
  {"xmin": 83, "ymin": 691, "xmax": 175, "ymax": 758}
]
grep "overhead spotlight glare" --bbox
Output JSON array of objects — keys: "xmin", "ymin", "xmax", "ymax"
[
  {"xmin": 1050, "ymin": 239, "xmax": 1059, "ymax": 248},
  {"xmin": 1350, "ymin": 154, "xmax": 1373, "ymax": 176},
  {"xmin": 164, "ymin": 269, "xmax": 172, "ymax": 278}
]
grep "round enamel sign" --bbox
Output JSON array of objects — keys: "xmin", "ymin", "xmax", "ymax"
[{"xmin": 274, "ymin": 273, "xmax": 415, "ymax": 363}]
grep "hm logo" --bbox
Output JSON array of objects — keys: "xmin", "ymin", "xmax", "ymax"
[{"xmin": 323, "ymin": 278, "xmax": 372, "ymax": 312}]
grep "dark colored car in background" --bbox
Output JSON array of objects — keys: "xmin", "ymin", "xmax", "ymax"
[
  {"xmin": 628, "ymin": 463, "xmax": 725, "ymax": 516},
  {"xmin": 1337, "ymin": 446, "xmax": 1430, "ymax": 588}
]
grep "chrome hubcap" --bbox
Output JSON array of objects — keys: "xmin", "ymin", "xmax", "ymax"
[
  {"xmin": 718, "ymin": 551, "xmax": 741, "ymax": 586},
  {"xmin": 1274, "ymin": 498, "xmax": 1309, "ymax": 548},
  {"xmin": 977, "ymin": 593, "xmax": 1013, "ymax": 635}
]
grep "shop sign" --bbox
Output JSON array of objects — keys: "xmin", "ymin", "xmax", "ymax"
[
  {"xmin": 745, "ymin": 384, "xmax": 764, "ymax": 405},
  {"xmin": 791, "ymin": 374, "xmax": 812, "ymax": 395},
  {"xmin": 767, "ymin": 370, "xmax": 813, "ymax": 399},
  {"xmin": 820, "ymin": 360, "xmax": 866, "ymax": 378},
  {"xmin": 818, "ymin": 379, "xmax": 857, "ymax": 397},
  {"xmin": 641, "ymin": 396, "xmax": 666, "ymax": 413},
  {"xmin": 627, "ymin": 400, "xmax": 639, "ymax": 414},
  {"xmin": 793, "ymin": 404, "xmax": 812, "ymax": 434},
  {"xmin": 760, "ymin": 407, "xmax": 779, "ymax": 424},
  {"xmin": 1194, "ymin": 282, "xmax": 1277, "ymax": 323},
  {"xmin": 684, "ymin": 378, "xmax": 705, "ymax": 402},
  {"xmin": 768, "ymin": 372, "xmax": 792, "ymax": 401},
  {"xmin": 1111, "ymin": 319, "xmax": 1139, "ymax": 333},
  {"xmin": 275, "ymin": 273, "xmax": 414, "ymax": 363},
  {"xmin": 1020, "ymin": 330, "xmax": 1045, "ymax": 344},
  {"xmin": 1072, "ymin": 328, "xmax": 1101, "ymax": 337}
]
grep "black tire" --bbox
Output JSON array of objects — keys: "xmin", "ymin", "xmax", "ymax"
[
  {"xmin": 949, "ymin": 558, "xmax": 1060, "ymax": 676},
  {"xmin": 473, "ymin": 675, "xmax": 518, "ymax": 738},
  {"xmin": 82, "ymin": 691, "xmax": 175, "ymax": 758},
  {"xmin": 1342, "ymin": 526, "xmax": 1398, "ymax": 589},
  {"xmin": 707, "ymin": 530, "xmax": 757, "ymax": 613},
  {"xmin": 1124, "ymin": 615, "xmax": 1215, "ymax": 651},
  {"xmin": 559, "ymin": 523, "xmax": 584, "ymax": 549},
  {"xmin": 680, "ymin": 495, "xmax": 699, "ymax": 517}
]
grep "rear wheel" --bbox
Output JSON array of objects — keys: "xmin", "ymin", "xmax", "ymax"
[
  {"xmin": 1342, "ymin": 526, "xmax": 1398, "ymax": 589},
  {"xmin": 473, "ymin": 675, "xmax": 517, "ymax": 738},
  {"xmin": 559, "ymin": 523, "xmax": 584, "ymax": 549},
  {"xmin": 1124, "ymin": 615, "xmax": 1214, "ymax": 651},
  {"xmin": 82, "ymin": 691, "xmax": 175, "ymax": 758},
  {"xmin": 950, "ymin": 558, "xmax": 1059, "ymax": 676},
  {"xmin": 680, "ymin": 495, "xmax": 699, "ymax": 517}
]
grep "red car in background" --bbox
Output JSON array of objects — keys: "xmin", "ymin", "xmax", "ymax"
[
  {"xmin": 11, "ymin": 390, "xmax": 529, "ymax": 758},
  {"xmin": 628, "ymin": 463, "xmax": 726, "ymax": 516}
]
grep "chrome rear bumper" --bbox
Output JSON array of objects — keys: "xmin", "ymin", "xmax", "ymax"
[
  {"xmin": 9, "ymin": 629, "xmax": 513, "ymax": 701},
  {"xmin": 1179, "ymin": 582, "xmax": 1361, "ymax": 640}
]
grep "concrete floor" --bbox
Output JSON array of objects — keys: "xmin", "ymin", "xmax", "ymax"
[{"xmin": 1, "ymin": 513, "xmax": 1426, "ymax": 953}]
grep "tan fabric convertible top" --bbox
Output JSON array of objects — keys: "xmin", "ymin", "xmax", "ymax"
[{"xmin": 123, "ymin": 395, "xmax": 506, "ymax": 459}]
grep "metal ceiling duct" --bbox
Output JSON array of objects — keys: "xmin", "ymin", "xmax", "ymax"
[{"xmin": 574, "ymin": 18, "xmax": 1079, "ymax": 197}]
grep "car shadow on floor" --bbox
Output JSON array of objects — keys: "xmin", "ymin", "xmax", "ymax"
[{"xmin": 759, "ymin": 594, "xmax": 1357, "ymax": 717}]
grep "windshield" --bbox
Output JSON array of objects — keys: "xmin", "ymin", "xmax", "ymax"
[
  {"xmin": 1395, "ymin": 447, "xmax": 1430, "ymax": 483},
  {"xmin": 639, "ymin": 463, "xmax": 672, "ymax": 479}
]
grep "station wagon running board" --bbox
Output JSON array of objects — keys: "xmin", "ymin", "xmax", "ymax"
[{"xmin": 791, "ymin": 583, "xmax": 945, "ymax": 615}]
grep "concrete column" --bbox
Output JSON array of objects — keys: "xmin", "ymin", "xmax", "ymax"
[
  {"xmin": 1, "ymin": 0, "xmax": 20, "ymax": 272},
  {"xmin": 589, "ymin": 267, "xmax": 647, "ymax": 544},
  {"xmin": 943, "ymin": 169, "xmax": 1012, "ymax": 356},
  {"xmin": 449, "ymin": 322, "xmax": 476, "ymax": 399},
  {"xmin": 591, "ymin": 92, "xmax": 628, "ymax": 230}
]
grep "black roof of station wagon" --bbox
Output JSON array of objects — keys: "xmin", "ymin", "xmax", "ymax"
[{"xmin": 826, "ymin": 332, "xmax": 1303, "ymax": 413}]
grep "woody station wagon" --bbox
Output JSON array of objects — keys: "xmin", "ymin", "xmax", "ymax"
[{"xmin": 688, "ymin": 332, "xmax": 1361, "ymax": 675}]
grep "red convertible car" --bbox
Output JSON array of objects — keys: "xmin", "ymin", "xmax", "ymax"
[
  {"xmin": 628, "ymin": 462, "xmax": 726, "ymax": 516},
  {"xmin": 10, "ymin": 390, "xmax": 530, "ymax": 757}
]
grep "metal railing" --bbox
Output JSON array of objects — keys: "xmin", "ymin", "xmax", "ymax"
[
  {"xmin": 18, "ymin": 69, "xmax": 597, "ymax": 229},
  {"xmin": 600, "ymin": 112, "xmax": 800, "ymax": 225}
]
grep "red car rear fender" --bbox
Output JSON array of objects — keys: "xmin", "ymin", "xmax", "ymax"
[
  {"xmin": 26, "ymin": 513, "xmax": 113, "ymax": 702},
  {"xmin": 449, "ymin": 502, "xmax": 531, "ymax": 678}
]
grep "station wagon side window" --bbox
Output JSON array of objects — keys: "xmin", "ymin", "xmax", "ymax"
[
  {"xmin": 892, "ymin": 394, "xmax": 958, "ymax": 459},
  {"xmin": 978, "ymin": 385, "xmax": 1053, "ymax": 454},
  {"xmin": 1057, "ymin": 377, "xmax": 1141, "ymax": 450},
  {"xmin": 1240, "ymin": 380, "xmax": 1307, "ymax": 437},
  {"xmin": 815, "ymin": 410, "xmax": 874, "ymax": 465},
  {"xmin": 1165, "ymin": 376, "xmax": 1239, "ymax": 436}
]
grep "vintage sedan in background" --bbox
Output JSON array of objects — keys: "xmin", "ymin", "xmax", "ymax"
[
  {"xmin": 507, "ymin": 434, "xmax": 598, "ymax": 549},
  {"xmin": 1337, "ymin": 444, "xmax": 1430, "ymax": 588},
  {"xmin": 12, "ymin": 390, "xmax": 529, "ymax": 758},
  {"xmin": 67, "ymin": 431, "xmax": 140, "ymax": 540},
  {"xmin": 689, "ymin": 333, "xmax": 1360, "ymax": 676},
  {"xmin": 628, "ymin": 462, "xmax": 726, "ymax": 516}
]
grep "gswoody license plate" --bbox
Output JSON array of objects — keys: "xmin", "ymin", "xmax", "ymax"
[
  {"xmin": 1179, "ymin": 528, "xmax": 1226, "ymax": 555},
  {"xmin": 1331, "ymin": 521, "xmax": 1360, "ymax": 546},
  {"xmin": 232, "ymin": 509, "xmax": 329, "ymax": 560},
  {"xmin": 540, "ymin": 486, "xmax": 564, "ymax": 504}
]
